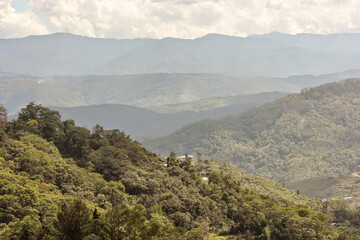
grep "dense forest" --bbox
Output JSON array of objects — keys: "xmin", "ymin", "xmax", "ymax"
[
  {"xmin": 145, "ymin": 79, "xmax": 360, "ymax": 183},
  {"xmin": 0, "ymin": 103, "xmax": 360, "ymax": 239}
]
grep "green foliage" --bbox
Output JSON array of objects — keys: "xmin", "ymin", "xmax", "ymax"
[
  {"xmin": 17, "ymin": 102, "xmax": 65, "ymax": 144},
  {"xmin": 1, "ymin": 102, "xmax": 359, "ymax": 239}
]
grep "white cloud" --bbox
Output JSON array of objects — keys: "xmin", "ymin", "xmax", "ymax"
[
  {"xmin": 0, "ymin": 0, "xmax": 48, "ymax": 38},
  {"xmin": 1, "ymin": 0, "xmax": 360, "ymax": 38}
]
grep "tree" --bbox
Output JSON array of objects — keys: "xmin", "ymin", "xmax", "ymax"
[
  {"xmin": 56, "ymin": 199, "xmax": 92, "ymax": 240},
  {"xmin": 18, "ymin": 102, "xmax": 65, "ymax": 144},
  {"xmin": 106, "ymin": 205, "xmax": 148, "ymax": 240},
  {"xmin": 169, "ymin": 152, "xmax": 176, "ymax": 158},
  {"xmin": 84, "ymin": 209, "xmax": 110, "ymax": 240},
  {"xmin": 62, "ymin": 120, "xmax": 91, "ymax": 163}
]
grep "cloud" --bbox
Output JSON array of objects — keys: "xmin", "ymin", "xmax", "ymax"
[
  {"xmin": 0, "ymin": 0, "xmax": 48, "ymax": 38},
  {"xmin": 1, "ymin": 0, "xmax": 360, "ymax": 38}
]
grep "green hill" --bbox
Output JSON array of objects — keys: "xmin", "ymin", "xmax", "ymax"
[
  {"xmin": 144, "ymin": 79, "xmax": 360, "ymax": 183},
  {"xmin": 1, "ymin": 103, "xmax": 358, "ymax": 239}
]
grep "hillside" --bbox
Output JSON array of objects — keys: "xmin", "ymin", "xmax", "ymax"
[
  {"xmin": 2, "ymin": 103, "xmax": 357, "ymax": 239},
  {"xmin": 154, "ymin": 92, "xmax": 286, "ymax": 113},
  {"xmin": 144, "ymin": 79, "xmax": 360, "ymax": 183},
  {"xmin": 2, "ymin": 32, "xmax": 360, "ymax": 77},
  {"xmin": 287, "ymin": 170, "xmax": 360, "ymax": 201}
]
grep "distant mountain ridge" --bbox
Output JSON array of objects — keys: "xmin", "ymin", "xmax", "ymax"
[
  {"xmin": 2, "ymin": 68, "xmax": 360, "ymax": 115},
  {"xmin": 1, "ymin": 32, "xmax": 360, "ymax": 77},
  {"xmin": 0, "ymin": 73, "xmax": 297, "ymax": 114}
]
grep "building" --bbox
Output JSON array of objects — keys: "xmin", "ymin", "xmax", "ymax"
[{"xmin": 178, "ymin": 155, "xmax": 194, "ymax": 162}]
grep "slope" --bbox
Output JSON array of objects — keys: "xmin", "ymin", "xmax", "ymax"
[
  {"xmin": 144, "ymin": 79, "xmax": 360, "ymax": 183},
  {"xmin": 154, "ymin": 92, "xmax": 286, "ymax": 113},
  {"xmin": 287, "ymin": 170, "xmax": 360, "ymax": 201}
]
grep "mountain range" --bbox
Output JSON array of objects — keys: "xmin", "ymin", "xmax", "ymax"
[{"xmin": 1, "ymin": 32, "xmax": 360, "ymax": 77}]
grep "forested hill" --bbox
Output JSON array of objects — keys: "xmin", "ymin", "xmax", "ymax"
[
  {"xmin": 144, "ymin": 79, "xmax": 360, "ymax": 183},
  {"xmin": 1, "ymin": 103, "xmax": 359, "ymax": 239}
]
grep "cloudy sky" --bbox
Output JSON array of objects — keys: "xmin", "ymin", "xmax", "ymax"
[{"xmin": 1, "ymin": 0, "xmax": 360, "ymax": 39}]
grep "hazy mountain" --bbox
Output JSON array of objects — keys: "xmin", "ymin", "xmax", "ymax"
[
  {"xmin": 2, "ymin": 32, "xmax": 360, "ymax": 77},
  {"xmin": 51, "ymin": 92, "xmax": 285, "ymax": 139},
  {"xmin": 2, "ymin": 68, "xmax": 360, "ymax": 115},
  {"xmin": 281, "ymin": 68, "xmax": 360, "ymax": 89},
  {"xmin": 0, "ymin": 33, "xmax": 151, "ymax": 76},
  {"xmin": 0, "ymin": 73, "xmax": 297, "ymax": 114},
  {"xmin": 144, "ymin": 79, "xmax": 360, "ymax": 183},
  {"xmin": 251, "ymin": 31, "xmax": 360, "ymax": 52}
]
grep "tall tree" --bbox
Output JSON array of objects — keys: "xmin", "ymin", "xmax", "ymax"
[{"xmin": 56, "ymin": 199, "xmax": 92, "ymax": 240}]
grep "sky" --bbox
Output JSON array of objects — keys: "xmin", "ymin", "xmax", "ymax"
[{"xmin": 1, "ymin": 0, "xmax": 360, "ymax": 39}]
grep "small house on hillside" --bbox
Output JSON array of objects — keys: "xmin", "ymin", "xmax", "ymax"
[
  {"xmin": 179, "ymin": 155, "xmax": 194, "ymax": 162},
  {"xmin": 163, "ymin": 154, "xmax": 195, "ymax": 167}
]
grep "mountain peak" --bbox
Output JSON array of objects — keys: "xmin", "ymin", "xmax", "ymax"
[{"xmin": 198, "ymin": 33, "xmax": 240, "ymax": 40}]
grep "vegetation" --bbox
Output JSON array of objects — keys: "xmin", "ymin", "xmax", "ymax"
[
  {"xmin": 145, "ymin": 79, "xmax": 360, "ymax": 183},
  {"xmin": 1, "ymin": 103, "xmax": 359, "ymax": 239},
  {"xmin": 195, "ymin": 160, "xmax": 310, "ymax": 205}
]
